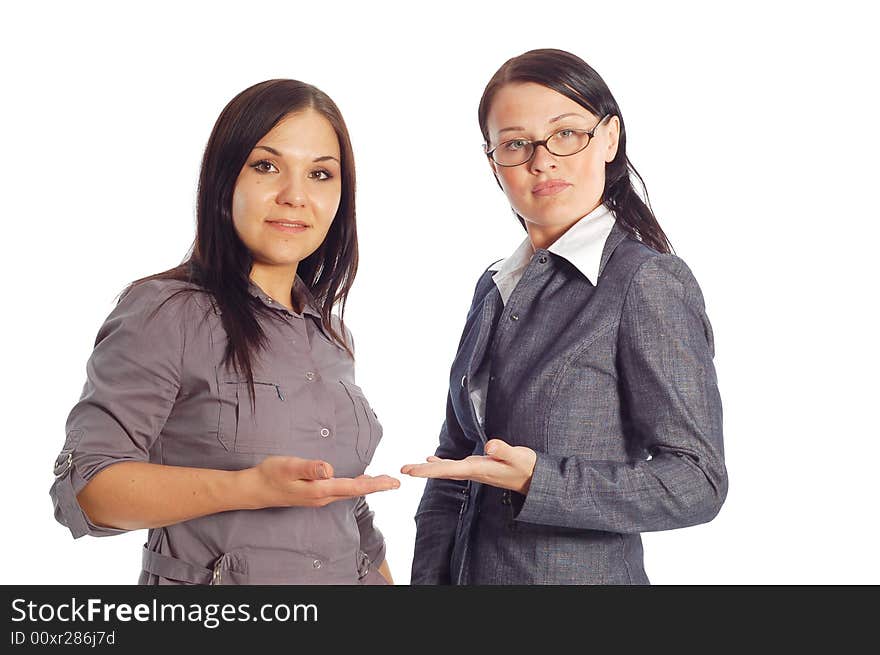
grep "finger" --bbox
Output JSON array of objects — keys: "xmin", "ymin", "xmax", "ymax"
[
  {"xmin": 285, "ymin": 457, "xmax": 333, "ymax": 480},
  {"xmin": 315, "ymin": 475, "xmax": 401, "ymax": 498},
  {"xmin": 400, "ymin": 457, "xmax": 455, "ymax": 475},
  {"xmin": 400, "ymin": 460, "xmax": 446, "ymax": 474},
  {"xmin": 401, "ymin": 460, "xmax": 476, "ymax": 480},
  {"xmin": 484, "ymin": 438, "xmax": 512, "ymax": 460}
]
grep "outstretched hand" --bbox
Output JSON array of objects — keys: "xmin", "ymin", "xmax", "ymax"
[
  {"xmin": 249, "ymin": 456, "xmax": 400, "ymax": 509},
  {"xmin": 400, "ymin": 439, "xmax": 537, "ymax": 495}
]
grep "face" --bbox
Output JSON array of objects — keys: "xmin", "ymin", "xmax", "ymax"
[
  {"xmin": 232, "ymin": 109, "xmax": 342, "ymax": 273},
  {"xmin": 485, "ymin": 82, "xmax": 620, "ymax": 235}
]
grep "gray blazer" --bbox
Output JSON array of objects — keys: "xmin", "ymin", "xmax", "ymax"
[{"xmin": 411, "ymin": 221, "xmax": 728, "ymax": 584}]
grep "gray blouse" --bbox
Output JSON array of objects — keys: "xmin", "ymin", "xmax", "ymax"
[{"xmin": 50, "ymin": 277, "xmax": 386, "ymax": 584}]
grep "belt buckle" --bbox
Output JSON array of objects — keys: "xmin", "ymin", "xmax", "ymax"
[
  {"xmin": 357, "ymin": 550, "xmax": 371, "ymax": 580},
  {"xmin": 53, "ymin": 452, "xmax": 73, "ymax": 478}
]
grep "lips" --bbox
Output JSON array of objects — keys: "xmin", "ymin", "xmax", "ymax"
[
  {"xmin": 532, "ymin": 180, "xmax": 572, "ymax": 197},
  {"xmin": 266, "ymin": 219, "xmax": 309, "ymax": 233}
]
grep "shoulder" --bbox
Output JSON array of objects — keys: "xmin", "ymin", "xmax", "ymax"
[
  {"xmin": 118, "ymin": 279, "xmax": 210, "ymax": 314},
  {"xmin": 102, "ymin": 279, "xmax": 211, "ymax": 340},
  {"xmin": 622, "ymin": 249, "xmax": 707, "ymax": 316}
]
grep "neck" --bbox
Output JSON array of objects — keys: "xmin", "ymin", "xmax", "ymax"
[
  {"xmin": 249, "ymin": 262, "xmax": 299, "ymax": 312},
  {"xmin": 525, "ymin": 202, "xmax": 604, "ymax": 250},
  {"xmin": 526, "ymin": 222, "xmax": 569, "ymax": 250}
]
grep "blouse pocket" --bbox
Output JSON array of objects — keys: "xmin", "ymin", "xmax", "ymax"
[
  {"xmin": 339, "ymin": 380, "xmax": 383, "ymax": 464},
  {"xmin": 218, "ymin": 380, "xmax": 292, "ymax": 454}
]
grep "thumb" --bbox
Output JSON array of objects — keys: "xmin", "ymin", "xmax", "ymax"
[
  {"xmin": 285, "ymin": 457, "xmax": 332, "ymax": 480},
  {"xmin": 484, "ymin": 439, "xmax": 512, "ymax": 460}
]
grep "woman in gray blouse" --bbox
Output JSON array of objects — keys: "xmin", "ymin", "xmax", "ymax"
[
  {"xmin": 50, "ymin": 79, "xmax": 399, "ymax": 585},
  {"xmin": 404, "ymin": 49, "xmax": 728, "ymax": 584}
]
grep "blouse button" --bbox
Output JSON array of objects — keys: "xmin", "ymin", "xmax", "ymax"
[
  {"xmin": 538, "ymin": 255, "xmax": 548, "ymax": 264},
  {"xmin": 320, "ymin": 428, "xmax": 331, "ymax": 438},
  {"xmin": 305, "ymin": 371, "xmax": 316, "ymax": 381},
  {"xmin": 313, "ymin": 559, "xmax": 322, "ymax": 569}
]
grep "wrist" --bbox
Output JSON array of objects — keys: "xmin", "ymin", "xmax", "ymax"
[
  {"xmin": 230, "ymin": 467, "xmax": 271, "ymax": 511},
  {"xmin": 519, "ymin": 449, "xmax": 538, "ymax": 495}
]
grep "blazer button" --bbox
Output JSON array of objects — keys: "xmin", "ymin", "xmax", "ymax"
[
  {"xmin": 510, "ymin": 313, "xmax": 519, "ymax": 321},
  {"xmin": 538, "ymin": 255, "xmax": 548, "ymax": 264},
  {"xmin": 501, "ymin": 491, "xmax": 512, "ymax": 505}
]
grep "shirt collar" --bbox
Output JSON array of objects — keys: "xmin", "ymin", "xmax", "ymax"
[
  {"xmin": 489, "ymin": 203, "xmax": 616, "ymax": 286},
  {"xmin": 247, "ymin": 276, "xmax": 322, "ymax": 319}
]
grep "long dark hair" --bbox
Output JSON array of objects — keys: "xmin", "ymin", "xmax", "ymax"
[
  {"xmin": 478, "ymin": 49, "xmax": 672, "ymax": 254},
  {"xmin": 128, "ymin": 79, "xmax": 358, "ymax": 403}
]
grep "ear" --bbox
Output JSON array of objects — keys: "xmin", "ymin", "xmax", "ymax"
[{"xmin": 604, "ymin": 116, "xmax": 621, "ymax": 163}]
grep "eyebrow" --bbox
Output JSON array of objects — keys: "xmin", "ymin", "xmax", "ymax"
[
  {"xmin": 496, "ymin": 112, "xmax": 589, "ymax": 136},
  {"xmin": 254, "ymin": 145, "xmax": 340, "ymax": 164}
]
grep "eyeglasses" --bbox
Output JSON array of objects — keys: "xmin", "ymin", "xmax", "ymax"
[{"xmin": 485, "ymin": 114, "xmax": 611, "ymax": 167}]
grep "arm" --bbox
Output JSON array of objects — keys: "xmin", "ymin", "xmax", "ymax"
[
  {"xmin": 50, "ymin": 281, "xmax": 188, "ymax": 537},
  {"xmin": 514, "ymin": 255, "xmax": 728, "ymax": 533},
  {"xmin": 76, "ymin": 458, "xmax": 397, "ymax": 531},
  {"xmin": 51, "ymin": 283, "xmax": 398, "ymax": 538}
]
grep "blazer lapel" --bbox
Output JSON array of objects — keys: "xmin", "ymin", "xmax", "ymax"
[{"xmin": 467, "ymin": 290, "xmax": 502, "ymax": 377}]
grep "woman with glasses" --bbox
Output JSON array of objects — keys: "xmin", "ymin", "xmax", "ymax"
[
  {"xmin": 404, "ymin": 49, "xmax": 728, "ymax": 584},
  {"xmin": 50, "ymin": 79, "xmax": 399, "ymax": 584}
]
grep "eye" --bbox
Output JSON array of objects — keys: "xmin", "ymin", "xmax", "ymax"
[
  {"xmin": 249, "ymin": 159, "xmax": 278, "ymax": 174},
  {"xmin": 556, "ymin": 129, "xmax": 576, "ymax": 139},
  {"xmin": 309, "ymin": 169, "xmax": 333, "ymax": 181},
  {"xmin": 503, "ymin": 139, "xmax": 529, "ymax": 152}
]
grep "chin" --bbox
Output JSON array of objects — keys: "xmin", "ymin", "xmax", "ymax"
[
  {"xmin": 259, "ymin": 249, "xmax": 310, "ymax": 267},
  {"xmin": 523, "ymin": 206, "xmax": 581, "ymax": 226}
]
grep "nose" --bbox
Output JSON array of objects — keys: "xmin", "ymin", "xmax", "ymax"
[
  {"xmin": 275, "ymin": 174, "xmax": 307, "ymax": 208},
  {"xmin": 528, "ymin": 142, "xmax": 558, "ymax": 174}
]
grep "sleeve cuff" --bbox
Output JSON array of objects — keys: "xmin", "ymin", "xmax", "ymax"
[
  {"xmin": 514, "ymin": 451, "xmax": 557, "ymax": 524},
  {"xmin": 50, "ymin": 463, "xmax": 129, "ymax": 539}
]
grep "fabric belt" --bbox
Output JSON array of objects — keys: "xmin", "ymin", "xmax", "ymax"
[
  {"xmin": 141, "ymin": 546, "xmax": 376, "ymax": 585},
  {"xmin": 142, "ymin": 546, "xmax": 212, "ymax": 585}
]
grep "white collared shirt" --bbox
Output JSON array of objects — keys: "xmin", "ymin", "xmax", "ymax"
[
  {"xmin": 471, "ymin": 203, "xmax": 617, "ymax": 427},
  {"xmin": 489, "ymin": 202, "xmax": 616, "ymax": 304}
]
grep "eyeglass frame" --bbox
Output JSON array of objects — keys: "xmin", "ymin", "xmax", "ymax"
[{"xmin": 484, "ymin": 113, "xmax": 612, "ymax": 167}]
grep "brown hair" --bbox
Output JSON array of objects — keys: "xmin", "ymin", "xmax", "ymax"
[{"xmin": 129, "ymin": 79, "xmax": 358, "ymax": 404}]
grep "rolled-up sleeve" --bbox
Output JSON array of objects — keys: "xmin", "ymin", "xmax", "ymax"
[
  {"xmin": 516, "ymin": 255, "xmax": 728, "ymax": 533},
  {"xmin": 50, "ymin": 281, "xmax": 186, "ymax": 538}
]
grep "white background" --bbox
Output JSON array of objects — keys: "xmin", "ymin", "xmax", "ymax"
[{"xmin": 2, "ymin": 1, "xmax": 877, "ymax": 584}]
